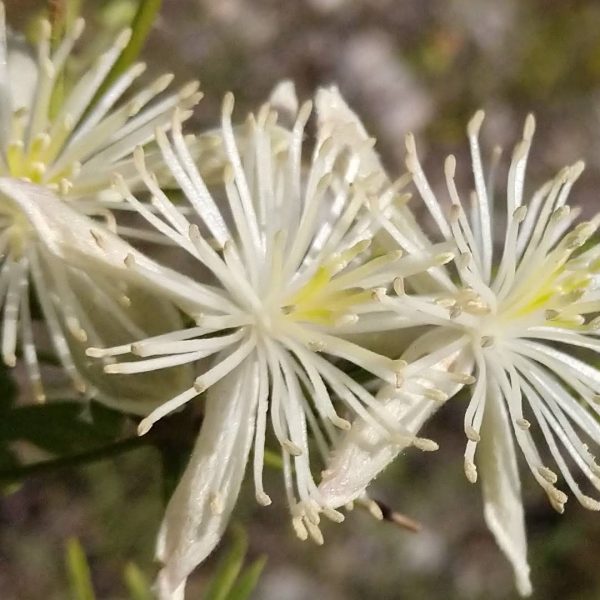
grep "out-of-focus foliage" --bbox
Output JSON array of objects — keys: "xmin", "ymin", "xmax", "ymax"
[
  {"xmin": 65, "ymin": 532, "xmax": 265, "ymax": 600},
  {"xmin": 203, "ymin": 527, "xmax": 267, "ymax": 600},
  {"xmin": 66, "ymin": 538, "xmax": 154, "ymax": 600}
]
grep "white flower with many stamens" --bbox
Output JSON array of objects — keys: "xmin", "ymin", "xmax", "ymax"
[
  {"xmin": 0, "ymin": 6, "xmax": 200, "ymax": 399},
  {"xmin": 0, "ymin": 4, "xmax": 200, "ymax": 197},
  {"xmin": 89, "ymin": 88, "xmax": 446, "ymax": 599},
  {"xmin": 319, "ymin": 112, "xmax": 600, "ymax": 596},
  {"xmin": 0, "ymin": 177, "xmax": 193, "ymax": 408}
]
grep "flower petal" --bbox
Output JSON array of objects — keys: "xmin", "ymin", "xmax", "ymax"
[
  {"xmin": 315, "ymin": 85, "xmax": 387, "ymax": 186},
  {"xmin": 63, "ymin": 267, "xmax": 194, "ymax": 414},
  {"xmin": 479, "ymin": 383, "xmax": 532, "ymax": 597},
  {"xmin": 269, "ymin": 79, "xmax": 299, "ymax": 122},
  {"xmin": 320, "ymin": 340, "xmax": 473, "ymax": 507},
  {"xmin": 155, "ymin": 358, "xmax": 259, "ymax": 598},
  {"xmin": 0, "ymin": 177, "xmax": 205, "ymax": 309},
  {"xmin": 0, "ymin": 178, "xmax": 195, "ymax": 408}
]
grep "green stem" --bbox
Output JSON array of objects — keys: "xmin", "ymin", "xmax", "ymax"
[
  {"xmin": 0, "ymin": 435, "xmax": 150, "ymax": 482},
  {"xmin": 93, "ymin": 0, "xmax": 162, "ymax": 102}
]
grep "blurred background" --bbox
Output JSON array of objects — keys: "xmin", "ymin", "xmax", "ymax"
[{"xmin": 3, "ymin": 0, "xmax": 600, "ymax": 598}]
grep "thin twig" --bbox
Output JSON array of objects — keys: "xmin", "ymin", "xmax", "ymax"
[
  {"xmin": 0, "ymin": 435, "xmax": 150, "ymax": 482},
  {"xmin": 373, "ymin": 498, "xmax": 422, "ymax": 533}
]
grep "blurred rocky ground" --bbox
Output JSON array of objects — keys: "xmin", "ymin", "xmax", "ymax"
[{"xmin": 3, "ymin": 0, "xmax": 600, "ymax": 598}]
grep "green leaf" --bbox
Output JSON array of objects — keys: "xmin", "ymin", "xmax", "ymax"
[
  {"xmin": 204, "ymin": 527, "xmax": 249, "ymax": 600},
  {"xmin": 0, "ymin": 435, "xmax": 149, "ymax": 483},
  {"xmin": 65, "ymin": 538, "xmax": 96, "ymax": 600},
  {"xmin": 0, "ymin": 402, "xmax": 112, "ymax": 455},
  {"xmin": 89, "ymin": 400, "xmax": 126, "ymax": 438},
  {"xmin": 95, "ymin": 0, "xmax": 162, "ymax": 99},
  {"xmin": 226, "ymin": 556, "xmax": 267, "ymax": 600},
  {"xmin": 123, "ymin": 562, "xmax": 154, "ymax": 600}
]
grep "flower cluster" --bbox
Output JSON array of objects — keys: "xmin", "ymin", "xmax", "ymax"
[
  {"xmin": 318, "ymin": 112, "xmax": 600, "ymax": 595},
  {"xmin": 4, "ymin": 4, "xmax": 600, "ymax": 600},
  {"xmin": 0, "ymin": 5, "xmax": 199, "ymax": 405}
]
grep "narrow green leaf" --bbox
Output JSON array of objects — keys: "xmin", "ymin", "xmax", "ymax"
[
  {"xmin": 226, "ymin": 556, "xmax": 267, "ymax": 600},
  {"xmin": 89, "ymin": 401, "xmax": 125, "ymax": 438},
  {"xmin": 0, "ymin": 435, "xmax": 149, "ymax": 484},
  {"xmin": 65, "ymin": 538, "xmax": 96, "ymax": 600},
  {"xmin": 95, "ymin": 0, "xmax": 162, "ymax": 98},
  {"xmin": 0, "ymin": 402, "xmax": 112, "ymax": 455},
  {"xmin": 204, "ymin": 527, "xmax": 248, "ymax": 600},
  {"xmin": 123, "ymin": 562, "xmax": 154, "ymax": 600}
]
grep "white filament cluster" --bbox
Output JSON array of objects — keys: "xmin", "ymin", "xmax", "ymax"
[
  {"xmin": 375, "ymin": 111, "xmax": 600, "ymax": 513},
  {"xmin": 87, "ymin": 92, "xmax": 457, "ymax": 593},
  {"xmin": 0, "ymin": 4, "xmax": 200, "ymax": 197},
  {"xmin": 0, "ymin": 5, "xmax": 198, "ymax": 401}
]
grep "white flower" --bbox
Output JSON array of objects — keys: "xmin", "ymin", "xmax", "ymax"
[
  {"xmin": 90, "ymin": 87, "xmax": 445, "ymax": 598},
  {"xmin": 0, "ymin": 177, "xmax": 193, "ymax": 408},
  {"xmin": 0, "ymin": 5, "xmax": 202, "ymax": 401},
  {"xmin": 319, "ymin": 111, "xmax": 600, "ymax": 595},
  {"xmin": 0, "ymin": 3, "xmax": 200, "ymax": 198}
]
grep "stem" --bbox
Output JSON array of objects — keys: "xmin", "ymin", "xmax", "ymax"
[
  {"xmin": 0, "ymin": 435, "xmax": 151, "ymax": 482},
  {"xmin": 93, "ymin": 0, "xmax": 162, "ymax": 102}
]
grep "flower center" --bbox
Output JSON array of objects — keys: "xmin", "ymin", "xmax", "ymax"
[
  {"xmin": 4, "ymin": 108, "xmax": 78, "ymax": 192},
  {"xmin": 280, "ymin": 241, "xmax": 376, "ymax": 327}
]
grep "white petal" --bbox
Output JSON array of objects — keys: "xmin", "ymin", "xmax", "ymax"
[
  {"xmin": 479, "ymin": 383, "xmax": 532, "ymax": 597},
  {"xmin": 63, "ymin": 267, "xmax": 194, "ymax": 414},
  {"xmin": 0, "ymin": 178, "xmax": 205, "ymax": 309},
  {"xmin": 319, "ymin": 344, "xmax": 472, "ymax": 507},
  {"xmin": 155, "ymin": 358, "xmax": 259, "ymax": 598},
  {"xmin": 315, "ymin": 85, "xmax": 386, "ymax": 184},
  {"xmin": 0, "ymin": 178, "xmax": 195, "ymax": 408},
  {"xmin": 269, "ymin": 80, "xmax": 298, "ymax": 121}
]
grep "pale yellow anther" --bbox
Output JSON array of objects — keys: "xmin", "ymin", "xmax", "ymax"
[
  {"xmin": 513, "ymin": 205, "xmax": 527, "ymax": 222},
  {"xmin": 282, "ymin": 439, "xmax": 302, "ymax": 456},
  {"xmin": 465, "ymin": 426, "xmax": 481, "ymax": 443},
  {"xmin": 393, "ymin": 277, "xmax": 405, "ymax": 296},
  {"xmin": 448, "ymin": 371, "xmax": 476, "ymax": 385},
  {"xmin": 307, "ymin": 340, "xmax": 325, "ymax": 352},
  {"xmin": 464, "ymin": 459, "xmax": 478, "ymax": 483},
  {"xmin": 467, "ymin": 110, "xmax": 485, "ymax": 138},
  {"xmin": 210, "ymin": 492, "xmax": 224, "ymax": 515},
  {"xmin": 538, "ymin": 466, "xmax": 558, "ymax": 484},
  {"xmin": 580, "ymin": 495, "xmax": 600, "ymax": 511},
  {"xmin": 523, "ymin": 113, "xmax": 536, "ymax": 141},
  {"xmin": 323, "ymin": 507, "xmax": 345, "ymax": 523},
  {"xmin": 424, "ymin": 388, "xmax": 448, "ymax": 403},
  {"xmin": 256, "ymin": 491, "xmax": 272, "ymax": 506},
  {"xmin": 292, "ymin": 517, "xmax": 308, "ymax": 541},
  {"xmin": 413, "ymin": 438, "xmax": 439, "ymax": 452},
  {"xmin": 444, "ymin": 154, "xmax": 456, "ymax": 179}
]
